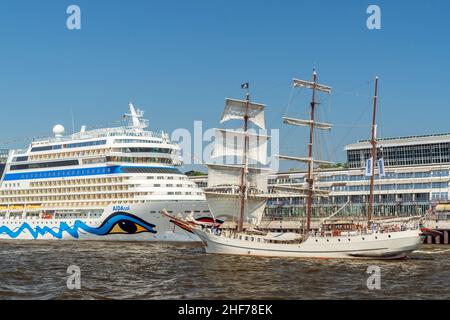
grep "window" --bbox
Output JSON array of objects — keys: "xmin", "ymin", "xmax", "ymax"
[
  {"xmin": 31, "ymin": 140, "xmax": 107, "ymax": 152},
  {"xmin": 120, "ymin": 167, "xmax": 182, "ymax": 175},
  {"xmin": 11, "ymin": 159, "xmax": 79, "ymax": 171}
]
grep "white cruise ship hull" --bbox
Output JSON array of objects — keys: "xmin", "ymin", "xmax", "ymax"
[
  {"xmin": 193, "ymin": 229, "xmax": 423, "ymax": 259},
  {"xmin": 0, "ymin": 201, "xmax": 206, "ymax": 241}
]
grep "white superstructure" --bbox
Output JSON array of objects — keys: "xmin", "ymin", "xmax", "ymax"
[{"xmin": 0, "ymin": 103, "xmax": 208, "ymax": 241}]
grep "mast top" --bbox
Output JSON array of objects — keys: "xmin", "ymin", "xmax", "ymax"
[{"xmin": 124, "ymin": 103, "xmax": 149, "ymax": 130}]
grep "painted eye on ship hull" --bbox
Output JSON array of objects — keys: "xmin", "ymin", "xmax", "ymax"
[
  {"xmin": 100, "ymin": 212, "xmax": 157, "ymax": 235},
  {"xmin": 109, "ymin": 220, "xmax": 149, "ymax": 234}
]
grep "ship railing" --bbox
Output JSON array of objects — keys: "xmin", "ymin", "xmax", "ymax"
[
  {"xmin": 32, "ymin": 127, "xmax": 170, "ymax": 144},
  {"xmin": 9, "ymin": 149, "xmax": 29, "ymax": 155},
  {"xmin": 322, "ymin": 224, "xmax": 420, "ymax": 238}
]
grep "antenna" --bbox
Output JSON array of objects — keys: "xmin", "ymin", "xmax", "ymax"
[{"xmin": 124, "ymin": 102, "xmax": 149, "ymax": 130}]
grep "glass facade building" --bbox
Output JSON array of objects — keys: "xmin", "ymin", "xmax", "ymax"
[
  {"xmin": 191, "ymin": 134, "xmax": 450, "ymax": 219},
  {"xmin": 346, "ymin": 133, "xmax": 450, "ymax": 168}
]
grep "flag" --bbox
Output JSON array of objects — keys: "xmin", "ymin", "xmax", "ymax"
[
  {"xmin": 378, "ymin": 158, "xmax": 386, "ymax": 177},
  {"xmin": 365, "ymin": 157, "xmax": 373, "ymax": 177},
  {"xmin": 241, "ymin": 82, "xmax": 249, "ymax": 90}
]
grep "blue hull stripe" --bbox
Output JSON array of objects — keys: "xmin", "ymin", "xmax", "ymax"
[{"xmin": 3, "ymin": 166, "xmax": 177, "ymax": 181}]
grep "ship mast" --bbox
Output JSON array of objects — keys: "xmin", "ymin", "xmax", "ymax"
[
  {"xmin": 305, "ymin": 71, "xmax": 318, "ymax": 232},
  {"xmin": 279, "ymin": 70, "xmax": 332, "ymax": 234},
  {"xmin": 209, "ymin": 85, "xmax": 267, "ymax": 233},
  {"xmin": 368, "ymin": 76, "xmax": 379, "ymax": 228},
  {"xmin": 238, "ymin": 89, "xmax": 250, "ymax": 233}
]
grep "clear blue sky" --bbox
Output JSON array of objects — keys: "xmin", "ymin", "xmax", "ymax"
[{"xmin": 0, "ymin": 0, "xmax": 449, "ymax": 170}]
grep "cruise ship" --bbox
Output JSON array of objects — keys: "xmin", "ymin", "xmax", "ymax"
[{"xmin": 0, "ymin": 104, "xmax": 209, "ymax": 241}]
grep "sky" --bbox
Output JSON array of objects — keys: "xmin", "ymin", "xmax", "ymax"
[{"xmin": 0, "ymin": 0, "xmax": 449, "ymax": 171}]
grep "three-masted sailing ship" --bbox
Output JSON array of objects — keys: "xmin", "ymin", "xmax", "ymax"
[{"xmin": 165, "ymin": 72, "xmax": 424, "ymax": 259}]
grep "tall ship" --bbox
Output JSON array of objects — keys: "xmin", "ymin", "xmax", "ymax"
[
  {"xmin": 167, "ymin": 74, "xmax": 426, "ymax": 259},
  {"xmin": 0, "ymin": 103, "xmax": 209, "ymax": 241}
]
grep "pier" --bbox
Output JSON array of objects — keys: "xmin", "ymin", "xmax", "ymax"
[{"xmin": 423, "ymin": 218, "xmax": 450, "ymax": 244}]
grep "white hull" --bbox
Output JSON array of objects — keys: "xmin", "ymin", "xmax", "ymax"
[
  {"xmin": 193, "ymin": 228, "xmax": 424, "ymax": 259},
  {"xmin": 0, "ymin": 201, "xmax": 207, "ymax": 241}
]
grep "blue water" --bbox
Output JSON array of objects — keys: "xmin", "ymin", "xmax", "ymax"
[{"xmin": 0, "ymin": 242, "xmax": 448, "ymax": 300}]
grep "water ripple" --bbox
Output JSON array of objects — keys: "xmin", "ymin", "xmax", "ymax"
[{"xmin": 0, "ymin": 241, "xmax": 448, "ymax": 300}]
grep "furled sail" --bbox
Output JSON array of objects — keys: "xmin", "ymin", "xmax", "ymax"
[
  {"xmin": 293, "ymin": 78, "xmax": 332, "ymax": 94},
  {"xmin": 277, "ymin": 155, "xmax": 333, "ymax": 166},
  {"xmin": 283, "ymin": 117, "xmax": 332, "ymax": 130},
  {"xmin": 212, "ymin": 129, "xmax": 270, "ymax": 165},
  {"xmin": 204, "ymin": 192, "xmax": 268, "ymax": 226},
  {"xmin": 207, "ymin": 163, "xmax": 269, "ymax": 193},
  {"xmin": 221, "ymin": 98, "xmax": 266, "ymax": 129}
]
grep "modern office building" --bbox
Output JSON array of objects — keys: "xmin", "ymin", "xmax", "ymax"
[{"xmin": 190, "ymin": 133, "xmax": 450, "ymax": 219}]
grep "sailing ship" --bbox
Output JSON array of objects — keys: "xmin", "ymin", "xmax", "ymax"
[
  {"xmin": 163, "ymin": 91, "xmax": 270, "ymax": 231},
  {"xmin": 165, "ymin": 72, "xmax": 425, "ymax": 259}
]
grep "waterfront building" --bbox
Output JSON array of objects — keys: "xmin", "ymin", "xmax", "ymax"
[{"xmin": 191, "ymin": 133, "xmax": 450, "ymax": 219}]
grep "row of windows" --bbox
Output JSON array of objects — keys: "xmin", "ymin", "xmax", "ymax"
[
  {"xmin": 152, "ymin": 184, "xmax": 194, "ymax": 188},
  {"xmin": 106, "ymin": 156, "xmax": 174, "ymax": 165},
  {"xmin": 333, "ymin": 182, "xmax": 449, "ymax": 192},
  {"xmin": 1, "ymin": 185, "xmax": 131, "ymax": 196},
  {"xmin": 3, "ymin": 174, "xmax": 188, "ymax": 189},
  {"xmin": 347, "ymin": 143, "xmax": 450, "ymax": 168},
  {"xmin": 267, "ymin": 193, "xmax": 432, "ymax": 207},
  {"xmin": 277, "ymin": 169, "xmax": 450, "ymax": 184},
  {"xmin": 31, "ymin": 140, "xmax": 107, "ymax": 152},
  {"xmin": 0, "ymin": 190, "xmax": 203, "ymax": 205},
  {"xmin": 10, "ymin": 160, "xmax": 79, "ymax": 171},
  {"xmin": 6, "ymin": 200, "xmax": 147, "ymax": 208},
  {"xmin": 27, "ymin": 148, "xmax": 109, "ymax": 162},
  {"xmin": 114, "ymin": 139, "xmax": 162, "ymax": 144},
  {"xmin": 147, "ymin": 175, "xmax": 189, "ymax": 181},
  {"xmin": 0, "ymin": 192, "xmax": 145, "ymax": 203},
  {"xmin": 431, "ymin": 192, "xmax": 449, "ymax": 201},
  {"xmin": 6, "ymin": 166, "xmax": 115, "ymax": 180},
  {"xmin": 114, "ymin": 147, "xmax": 173, "ymax": 154},
  {"xmin": 268, "ymin": 178, "xmax": 304, "ymax": 185},
  {"xmin": 29, "ymin": 177, "xmax": 125, "ymax": 188},
  {"xmin": 13, "ymin": 156, "xmax": 29, "ymax": 162},
  {"xmin": 121, "ymin": 167, "xmax": 182, "ymax": 175}
]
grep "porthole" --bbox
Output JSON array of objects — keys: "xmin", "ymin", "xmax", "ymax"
[
  {"xmin": 348, "ymin": 239, "xmax": 351, "ymax": 241},
  {"xmin": 388, "ymin": 235, "xmax": 391, "ymax": 238}
]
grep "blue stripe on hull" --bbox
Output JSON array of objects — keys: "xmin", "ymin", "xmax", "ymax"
[
  {"xmin": 3, "ymin": 166, "xmax": 177, "ymax": 181},
  {"xmin": 0, "ymin": 212, "xmax": 157, "ymax": 239}
]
